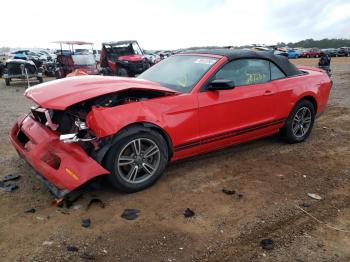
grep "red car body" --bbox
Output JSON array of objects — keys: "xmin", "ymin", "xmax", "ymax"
[{"xmin": 9, "ymin": 50, "xmax": 332, "ymax": 197}]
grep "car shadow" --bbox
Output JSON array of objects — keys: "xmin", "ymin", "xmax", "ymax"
[{"xmin": 76, "ymin": 134, "xmax": 283, "ymax": 198}]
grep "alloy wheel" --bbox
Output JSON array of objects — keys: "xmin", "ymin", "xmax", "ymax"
[
  {"xmin": 116, "ymin": 138, "xmax": 161, "ymax": 184},
  {"xmin": 292, "ymin": 107, "xmax": 312, "ymax": 138}
]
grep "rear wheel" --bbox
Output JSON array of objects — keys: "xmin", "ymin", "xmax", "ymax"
[
  {"xmin": 104, "ymin": 128, "xmax": 168, "ymax": 193},
  {"xmin": 5, "ymin": 78, "xmax": 10, "ymax": 86},
  {"xmin": 282, "ymin": 100, "xmax": 315, "ymax": 143}
]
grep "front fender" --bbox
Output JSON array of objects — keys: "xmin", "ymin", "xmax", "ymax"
[{"xmin": 86, "ymin": 102, "xmax": 162, "ymax": 138}]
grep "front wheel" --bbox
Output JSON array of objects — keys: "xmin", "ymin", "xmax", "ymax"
[
  {"xmin": 104, "ymin": 129, "xmax": 168, "ymax": 193},
  {"xmin": 116, "ymin": 67, "xmax": 128, "ymax": 77},
  {"xmin": 281, "ymin": 100, "xmax": 315, "ymax": 143}
]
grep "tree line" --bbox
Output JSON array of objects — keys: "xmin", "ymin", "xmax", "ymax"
[{"xmin": 277, "ymin": 38, "xmax": 350, "ymax": 49}]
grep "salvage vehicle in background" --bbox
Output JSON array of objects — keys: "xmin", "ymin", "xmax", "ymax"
[
  {"xmin": 0, "ymin": 52, "xmax": 9, "ymax": 63},
  {"xmin": 100, "ymin": 40, "xmax": 150, "ymax": 76},
  {"xmin": 9, "ymin": 49, "xmax": 332, "ymax": 197},
  {"xmin": 10, "ymin": 50, "xmax": 43, "ymax": 68},
  {"xmin": 337, "ymin": 47, "xmax": 349, "ymax": 57},
  {"xmin": 0, "ymin": 61, "xmax": 4, "ymax": 77},
  {"xmin": 93, "ymin": 50, "xmax": 101, "ymax": 63},
  {"xmin": 143, "ymin": 50, "xmax": 160, "ymax": 65},
  {"xmin": 299, "ymin": 48, "xmax": 321, "ymax": 58},
  {"xmin": 322, "ymin": 48, "xmax": 338, "ymax": 57},
  {"xmin": 287, "ymin": 49, "xmax": 300, "ymax": 59},
  {"xmin": 43, "ymin": 61, "xmax": 56, "ymax": 77},
  {"xmin": 274, "ymin": 49, "xmax": 288, "ymax": 57},
  {"xmin": 3, "ymin": 59, "xmax": 43, "ymax": 86},
  {"xmin": 54, "ymin": 41, "xmax": 99, "ymax": 78}
]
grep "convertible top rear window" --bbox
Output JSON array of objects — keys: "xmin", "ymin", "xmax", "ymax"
[{"xmin": 138, "ymin": 55, "xmax": 218, "ymax": 93}]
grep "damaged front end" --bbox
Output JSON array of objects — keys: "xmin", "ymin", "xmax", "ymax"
[
  {"xmin": 9, "ymin": 87, "xmax": 172, "ymax": 197},
  {"xmin": 9, "ymin": 108, "xmax": 109, "ymax": 198}
]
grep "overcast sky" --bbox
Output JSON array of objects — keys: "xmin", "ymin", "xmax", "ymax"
[{"xmin": 1, "ymin": 0, "xmax": 349, "ymax": 50}]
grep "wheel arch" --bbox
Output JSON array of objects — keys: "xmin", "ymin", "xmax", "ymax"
[
  {"xmin": 296, "ymin": 95, "xmax": 318, "ymax": 113},
  {"xmin": 93, "ymin": 122, "xmax": 174, "ymax": 166}
]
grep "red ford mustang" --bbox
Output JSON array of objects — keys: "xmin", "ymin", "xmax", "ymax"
[{"xmin": 9, "ymin": 49, "xmax": 331, "ymax": 197}]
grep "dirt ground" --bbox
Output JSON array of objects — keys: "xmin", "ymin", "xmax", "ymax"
[{"xmin": 0, "ymin": 57, "xmax": 349, "ymax": 262}]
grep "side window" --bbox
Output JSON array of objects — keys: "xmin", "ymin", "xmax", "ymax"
[
  {"xmin": 214, "ymin": 59, "xmax": 270, "ymax": 87},
  {"xmin": 270, "ymin": 62, "xmax": 286, "ymax": 80}
]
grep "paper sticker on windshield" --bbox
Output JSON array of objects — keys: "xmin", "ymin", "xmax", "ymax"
[{"xmin": 194, "ymin": 58, "xmax": 216, "ymax": 65}]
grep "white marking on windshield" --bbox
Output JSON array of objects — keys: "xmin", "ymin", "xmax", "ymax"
[{"xmin": 194, "ymin": 58, "xmax": 217, "ymax": 65}]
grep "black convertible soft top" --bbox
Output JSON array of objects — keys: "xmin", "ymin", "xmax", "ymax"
[{"xmin": 183, "ymin": 49, "xmax": 301, "ymax": 77}]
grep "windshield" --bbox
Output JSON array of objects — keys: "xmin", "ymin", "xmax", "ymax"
[
  {"xmin": 72, "ymin": 54, "xmax": 96, "ymax": 66},
  {"xmin": 106, "ymin": 44, "xmax": 134, "ymax": 56},
  {"xmin": 138, "ymin": 55, "xmax": 218, "ymax": 93}
]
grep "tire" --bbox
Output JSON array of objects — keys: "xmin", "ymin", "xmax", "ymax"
[
  {"xmin": 282, "ymin": 100, "xmax": 315, "ymax": 144},
  {"xmin": 5, "ymin": 78, "xmax": 10, "ymax": 86},
  {"xmin": 307, "ymin": 55, "xmax": 310, "ymax": 58},
  {"xmin": 37, "ymin": 77, "xmax": 43, "ymax": 83},
  {"xmin": 116, "ymin": 67, "xmax": 128, "ymax": 77},
  {"xmin": 55, "ymin": 70, "xmax": 62, "ymax": 79},
  {"xmin": 104, "ymin": 127, "xmax": 168, "ymax": 193}
]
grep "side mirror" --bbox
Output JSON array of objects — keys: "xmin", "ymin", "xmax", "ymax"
[{"xmin": 207, "ymin": 79, "xmax": 235, "ymax": 91}]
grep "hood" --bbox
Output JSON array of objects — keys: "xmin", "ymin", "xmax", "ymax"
[
  {"xmin": 24, "ymin": 75, "xmax": 177, "ymax": 110},
  {"xmin": 118, "ymin": 55, "xmax": 144, "ymax": 62}
]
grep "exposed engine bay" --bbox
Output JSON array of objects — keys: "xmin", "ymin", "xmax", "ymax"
[{"xmin": 30, "ymin": 89, "xmax": 169, "ymax": 153}]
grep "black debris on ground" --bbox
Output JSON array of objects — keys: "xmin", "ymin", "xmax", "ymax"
[
  {"xmin": 86, "ymin": 198, "xmax": 105, "ymax": 210},
  {"xmin": 64, "ymin": 193, "xmax": 83, "ymax": 208},
  {"xmin": 237, "ymin": 193, "xmax": 243, "ymax": 199},
  {"xmin": 58, "ymin": 209, "xmax": 70, "ymax": 215},
  {"xmin": 300, "ymin": 202, "xmax": 311, "ymax": 208},
  {"xmin": 183, "ymin": 208, "xmax": 195, "ymax": 218},
  {"xmin": 80, "ymin": 253, "xmax": 95, "ymax": 260},
  {"xmin": 81, "ymin": 218, "xmax": 91, "ymax": 228},
  {"xmin": 24, "ymin": 208, "xmax": 36, "ymax": 213},
  {"xmin": 2, "ymin": 184, "xmax": 18, "ymax": 192},
  {"xmin": 260, "ymin": 239, "xmax": 274, "ymax": 250},
  {"xmin": 2, "ymin": 173, "xmax": 21, "ymax": 182},
  {"xmin": 222, "ymin": 188, "xmax": 236, "ymax": 195},
  {"xmin": 121, "ymin": 209, "xmax": 140, "ymax": 220},
  {"xmin": 67, "ymin": 245, "xmax": 79, "ymax": 252}
]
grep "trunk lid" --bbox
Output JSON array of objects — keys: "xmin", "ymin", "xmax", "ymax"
[{"xmin": 25, "ymin": 76, "xmax": 177, "ymax": 110}]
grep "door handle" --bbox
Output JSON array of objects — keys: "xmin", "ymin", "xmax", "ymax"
[{"xmin": 263, "ymin": 90, "xmax": 274, "ymax": 95}]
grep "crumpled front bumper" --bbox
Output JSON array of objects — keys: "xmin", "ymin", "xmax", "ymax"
[{"xmin": 9, "ymin": 115, "xmax": 109, "ymax": 197}]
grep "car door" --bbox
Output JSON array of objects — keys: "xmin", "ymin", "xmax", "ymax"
[{"xmin": 197, "ymin": 58, "xmax": 278, "ymax": 152}]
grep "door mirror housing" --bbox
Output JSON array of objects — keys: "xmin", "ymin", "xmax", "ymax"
[{"xmin": 207, "ymin": 79, "xmax": 235, "ymax": 91}]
